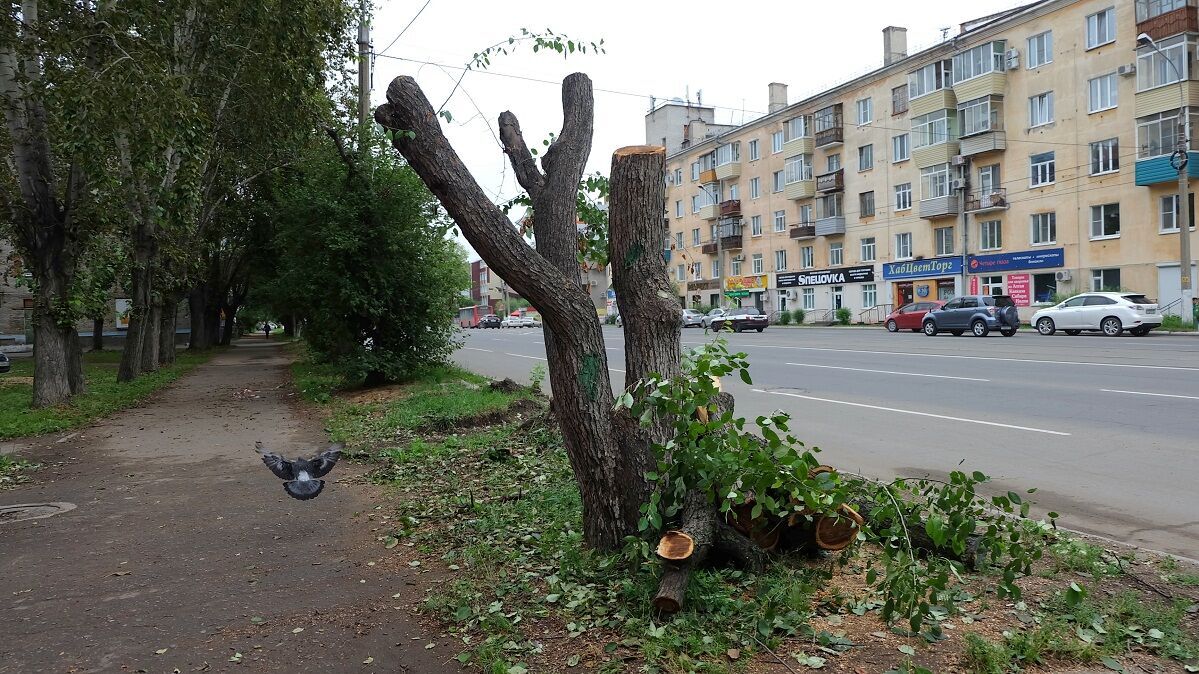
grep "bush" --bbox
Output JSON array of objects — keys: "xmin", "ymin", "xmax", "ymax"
[
  {"xmin": 777, "ymin": 310, "xmax": 792, "ymax": 325},
  {"xmin": 835, "ymin": 307, "xmax": 852, "ymax": 325},
  {"xmin": 791, "ymin": 308, "xmax": 805, "ymax": 324},
  {"xmin": 1161, "ymin": 315, "xmax": 1196, "ymax": 331}
]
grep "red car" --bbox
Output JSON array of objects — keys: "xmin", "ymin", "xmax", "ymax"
[{"xmin": 885, "ymin": 300, "xmax": 945, "ymax": 332}]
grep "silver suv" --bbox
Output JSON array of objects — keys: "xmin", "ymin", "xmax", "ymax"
[{"xmin": 923, "ymin": 295, "xmax": 1019, "ymax": 337}]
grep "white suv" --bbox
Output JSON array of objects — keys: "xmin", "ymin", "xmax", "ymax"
[{"xmin": 1031, "ymin": 292, "xmax": 1161, "ymax": 336}]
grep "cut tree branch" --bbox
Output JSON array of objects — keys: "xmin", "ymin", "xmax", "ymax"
[{"xmin": 498, "ymin": 111, "xmax": 544, "ymax": 199}]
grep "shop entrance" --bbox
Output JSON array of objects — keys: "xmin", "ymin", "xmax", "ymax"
[
  {"xmin": 831, "ymin": 286, "xmax": 843, "ymax": 310},
  {"xmin": 937, "ymin": 278, "xmax": 956, "ymax": 300},
  {"xmin": 894, "ymin": 282, "xmax": 913, "ymax": 307}
]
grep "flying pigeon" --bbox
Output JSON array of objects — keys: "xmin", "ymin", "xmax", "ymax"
[{"xmin": 255, "ymin": 441, "xmax": 343, "ymax": 500}]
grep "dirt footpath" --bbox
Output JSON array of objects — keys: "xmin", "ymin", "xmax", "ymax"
[{"xmin": 0, "ymin": 341, "xmax": 460, "ymax": 674}]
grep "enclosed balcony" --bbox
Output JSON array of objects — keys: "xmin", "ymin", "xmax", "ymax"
[
  {"xmin": 719, "ymin": 199, "xmax": 742, "ymax": 217},
  {"xmin": 815, "ymin": 168, "xmax": 844, "ymax": 193},
  {"xmin": 699, "ymin": 168, "xmax": 718, "ymax": 184},
  {"xmin": 784, "ymin": 154, "xmax": 815, "ymax": 200},
  {"xmin": 783, "ymin": 115, "xmax": 814, "ymax": 155},
  {"xmin": 964, "ymin": 188, "xmax": 1008, "ymax": 213},
  {"xmin": 960, "ymin": 128, "xmax": 1006, "ymax": 157},
  {"xmin": 714, "ymin": 142, "xmax": 741, "ymax": 180},
  {"xmin": 918, "ymin": 195, "xmax": 960, "ymax": 219},
  {"xmin": 958, "ymin": 98, "xmax": 1005, "ymax": 157},
  {"xmin": 789, "ymin": 224, "xmax": 816, "ymax": 239},
  {"xmin": 1136, "ymin": 1, "xmax": 1198, "ymax": 41},
  {"xmin": 814, "ymin": 216, "xmax": 846, "ymax": 236},
  {"xmin": 813, "ymin": 104, "xmax": 843, "ymax": 148},
  {"xmin": 1135, "ymin": 152, "xmax": 1199, "ymax": 185},
  {"xmin": 785, "ymin": 179, "xmax": 815, "ymax": 200}
]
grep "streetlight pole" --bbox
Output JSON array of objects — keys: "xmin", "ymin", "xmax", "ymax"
[
  {"xmin": 698, "ymin": 183, "xmax": 724, "ymax": 307},
  {"xmin": 1139, "ymin": 33, "xmax": 1194, "ymax": 325}
]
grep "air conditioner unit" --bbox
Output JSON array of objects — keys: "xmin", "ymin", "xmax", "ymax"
[
  {"xmin": 951, "ymin": 154, "xmax": 968, "ymax": 166},
  {"xmin": 786, "ymin": 289, "xmax": 799, "ymax": 300},
  {"xmin": 1055, "ymin": 270, "xmax": 1072, "ymax": 282},
  {"xmin": 1005, "ymin": 49, "xmax": 1020, "ymax": 70},
  {"xmin": 950, "ymin": 178, "xmax": 967, "ymax": 190},
  {"xmin": 1117, "ymin": 63, "xmax": 1136, "ymax": 77}
]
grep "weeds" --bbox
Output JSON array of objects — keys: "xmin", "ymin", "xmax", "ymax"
[{"xmin": 0, "ymin": 455, "xmax": 40, "ymax": 489}]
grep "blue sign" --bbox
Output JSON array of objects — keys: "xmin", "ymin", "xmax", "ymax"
[
  {"xmin": 916, "ymin": 285, "xmax": 930, "ymax": 297},
  {"xmin": 967, "ymin": 247, "xmax": 1063, "ymax": 274},
  {"xmin": 883, "ymin": 257, "xmax": 962, "ymax": 280}
]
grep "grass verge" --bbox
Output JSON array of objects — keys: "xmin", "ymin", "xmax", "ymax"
[
  {"xmin": 0, "ymin": 349, "xmax": 212, "ymax": 440},
  {"xmin": 304, "ymin": 366, "xmax": 1199, "ymax": 674}
]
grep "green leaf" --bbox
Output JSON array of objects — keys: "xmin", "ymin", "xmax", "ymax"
[
  {"xmin": 898, "ymin": 644, "xmax": 916, "ymax": 656},
  {"xmin": 739, "ymin": 368, "xmax": 752, "ymax": 385},
  {"xmin": 456, "ymin": 652, "xmax": 471, "ymax": 664},
  {"xmin": 1065, "ymin": 582, "xmax": 1086, "ymax": 607},
  {"xmin": 1100, "ymin": 656, "xmax": 1125, "ymax": 672},
  {"xmin": 566, "ymin": 654, "xmax": 581, "ymax": 667}
]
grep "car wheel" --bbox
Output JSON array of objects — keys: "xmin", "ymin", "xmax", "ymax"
[
  {"xmin": 951, "ymin": 330, "xmax": 964, "ymax": 336},
  {"xmin": 1036, "ymin": 317, "xmax": 1055, "ymax": 336},
  {"xmin": 756, "ymin": 327, "xmax": 764, "ymax": 333},
  {"xmin": 733, "ymin": 323, "xmax": 743, "ymax": 333},
  {"xmin": 1101, "ymin": 316, "xmax": 1123, "ymax": 336},
  {"xmin": 1065, "ymin": 329, "xmax": 1081, "ymax": 336},
  {"xmin": 1001, "ymin": 327, "xmax": 1016, "ymax": 337},
  {"xmin": 971, "ymin": 319, "xmax": 989, "ymax": 337},
  {"xmin": 885, "ymin": 319, "xmax": 898, "ymax": 332},
  {"xmin": 1130, "ymin": 326, "xmax": 1149, "ymax": 336},
  {"xmin": 923, "ymin": 320, "xmax": 938, "ymax": 336}
]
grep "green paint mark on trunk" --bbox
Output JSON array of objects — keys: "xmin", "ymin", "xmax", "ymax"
[
  {"xmin": 580, "ymin": 352, "xmax": 600, "ymax": 401},
  {"xmin": 623, "ymin": 242, "xmax": 643, "ymax": 269}
]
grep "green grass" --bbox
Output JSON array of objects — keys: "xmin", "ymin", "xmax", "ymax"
[
  {"xmin": 0, "ymin": 454, "xmax": 41, "ymax": 489},
  {"xmin": 1161, "ymin": 315, "xmax": 1199, "ymax": 331},
  {"xmin": 1044, "ymin": 537, "xmax": 1127, "ymax": 578},
  {"xmin": 0, "ymin": 350, "xmax": 211, "ymax": 440}
]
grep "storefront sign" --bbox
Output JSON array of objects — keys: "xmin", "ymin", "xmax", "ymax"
[
  {"xmin": 969, "ymin": 276, "xmax": 979, "ymax": 295},
  {"xmin": 967, "ymin": 247, "xmax": 1064, "ymax": 273},
  {"xmin": 724, "ymin": 274, "xmax": 768, "ymax": 292},
  {"xmin": 725, "ymin": 290, "xmax": 750, "ymax": 298},
  {"xmin": 1007, "ymin": 274, "xmax": 1031, "ymax": 306},
  {"xmin": 882, "ymin": 257, "xmax": 962, "ymax": 280},
  {"xmin": 776, "ymin": 265, "xmax": 874, "ymax": 287},
  {"xmin": 687, "ymin": 279, "xmax": 720, "ymax": 291}
]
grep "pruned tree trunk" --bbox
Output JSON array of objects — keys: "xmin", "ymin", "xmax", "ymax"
[
  {"xmin": 187, "ymin": 285, "xmax": 213, "ymax": 351},
  {"xmin": 376, "ymin": 74, "xmax": 677, "ymax": 550},
  {"xmin": 91, "ymin": 316, "xmax": 104, "ymax": 351},
  {"xmin": 141, "ymin": 295, "xmax": 162, "ymax": 372},
  {"xmin": 118, "ymin": 246, "xmax": 152, "ymax": 382},
  {"xmin": 29, "ymin": 263, "xmax": 86, "ymax": 407},
  {"xmin": 159, "ymin": 297, "xmax": 177, "ymax": 366}
]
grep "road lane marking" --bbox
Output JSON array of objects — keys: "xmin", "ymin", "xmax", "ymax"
[
  {"xmin": 1100, "ymin": 388, "xmax": 1199, "ymax": 400},
  {"xmin": 464, "ymin": 347, "xmax": 494, "ymax": 353},
  {"xmin": 725, "ymin": 344, "xmax": 1199, "ymax": 372},
  {"xmin": 785, "ymin": 362, "xmax": 989, "ymax": 382},
  {"xmin": 750, "ymin": 388, "xmax": 1071, "ymax": 436}
]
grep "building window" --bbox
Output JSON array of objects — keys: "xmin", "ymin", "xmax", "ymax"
[
  {"xmin": 827, "ymin": 153, "xmax": 841, "ymax": 172},
  {"xmin": 817, "ymin": 193, "xmax": 842, "ymax": 219},
  {"xmin": 731, "ymin": 258, "xmax": 741, "ymax": 275},
  {"xmin": 1160, "ymin": 193, "xmax": 1197, "ymax": 231},
  {"xmin": 1030, "ymin": 151, "xmax": 1055, "ymax": 186},
  {"xmin": 1033, "ymin": 272, "xmax": 1057, "ymax": 303},
  {"xmin": 801, "ymin": 246, "xmax": 814, "ymax": 269},
  {"xmin": 715, "ymin": 143, "xmax": 740, "ymax": 167},
  {"xmin": 1027, "ymin": 31, "xmax": 1053, "ymax": 68},
  {"xmin": 862, "ymin": 283, "xmax": 877, "ymax": 308},
  {"xmin": 952, "ymin": 41, "xmax": 1006, "ymax": 83},
  {"xmin": 748, "ymin": 139, "xmax": 760, "ymax": 161},
  {"xmin": 1136, "ymin": 111, "xmax": 1191, "ymax": 158},
  {"xmin": 857, "ymin": 97, "xmax": 873, "ymax": 125},
  {"xmin": 1031, "ymin": 212, "xmax": 1057, "ymax": 244},
  {"xmin": 752, "ymin": 253, "xmax": 764, "ymax": 274},
  {"xmin": 773, "ymin": 170, "xmax": 785, "ymax": 193},
  {"xmin": 1137, "ymin": 0, "xmax": 1185, "ymax": 22},
  {"xmin": 829, "ymin": 241, "xmax": 843, "ymax": 266},
  {"xmin": 892, "ymin": 134, "xmax": 909, "ymax": 162},
  {"xmin": 892, "ymin": 85, "xmax": 909, "ymax": 115},
  {"xmin": 858, "ymin": 144, "xmax": 874, "ymax": 171},
  {"xmin": 1090, "ymin": 203, "xmax": 1120, "ymax": 239},
  {"xmin": 712, "ymin": 259, "xmax": 721, "ymax": 278},
  {"xmin": 1090, "ymin": 138, "xmax": 1119, "ymax": 174},
  {"xmin": 935, "ymin": 226, "xmax": 955, "ymax": 256},
  {"xmin": 981, "ymin": 275, "xmax": 1005, "ymax": 296},
  {"xmin": 729, "ymin": 183, "xmax": 740, "ymax": 200},
  {"xmin": 775, "ymin": 249, "xmax": 788, "ymax": 271},
  {"xmin": 751, "ymin": 214, "xmax": 763, "ymax": 236},
  {"xmin": 860, "ymin": 236, "xmax": 876, "ymax": 262},
  {"xmin": 777, "ymin": 289, "xmax": 788, "ymax": 311},
  {"xmin": 773, "ymin": 210, "xmax": 787, "ymax": 232},
  {"xmin": 920, "ymin": 163, "xmax": 951, "ymax": 200},
  {"xmin": 1088, "ymin": 73, "xmax": 1118, "ymax": 113},
  {"xmin": 1086, "ymin": 8, "xmax": 1115, "ymax": 50},
  {"xmin": 1029, "ymin": 92, "xmax": 1054, "ymax": 127},
  {"xmin": 894, "ymin": 182, "xmax": 912, "ymax": 210},
  {"xmin": 912, "ymin": 109, "xmax": 953, "ymax": 148},
  {"xmin": 692, "ymin": 228, "xmax": 700, "ymax": 246},
  {"xmin": 675, "ymin": 200, "xmax": 683, "ymax": 217},
  {"xmin": 750, "ymin": 177, "xmax": 761, "ymax": 198},
  {"xmin": 785, "ymin": 154, "xmax": 813, "ymax": 183},
  {"xmin": 959, "ymin": 96, "xmax": 1001, "ymax": 136},
  {"xmin": 1092, "ymin": 268, "xmax": 1121, "ymax": 291},
  {"xmin": 802, "ymin": 287, "xmax": 815, "ymax": 310},
  {"xmin": 690, "ymin": 262, "xmax": 702, "ymax": 280},
  {"xmin": 675, "ymin": 231, "xmax": 683, "ymax": 248},
  {"xmin": 1137, "ymin": 35, "xmax": 1187, "ymax": 91},
  {"xmin": 908, "ymin": 60, "xmax": 952, "ymax": 99},
  {"xmin": 674, "ymin": 168, "xmax": 682, "ymax": 184},
  {"xmin": 978, "ymin": 164, "xmax": 1000, "ymax": 193},
  {"xmin": 691, "ymin": 162, "xmax": 700, "ymax": 181},
  {"xmin": 979, "ymin": 220, "xmax": 1002, "ymax": 250},
  {"xmin": 676, "ymin": 264, "xmax": 685, "ymax": 281},
  {"xmin": 860, "ymin": 191, "xmax": 875, "ymax": 218},
  {"xmin": 771, "ymin": 130, "xmax": 784, "ymax": 153},
  {"xmin": 785, "ymin": 115, "xmax": 811, "ymax": 140},
  {"xmin": 799, "ymin": 203, "xmax": 814, "ymax": 223},
  {"xmin": 895, "ymin": 232, "xmax": 913, "ymax": 260}
]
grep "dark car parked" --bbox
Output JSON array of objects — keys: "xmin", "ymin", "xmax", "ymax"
[
  {"xmin": 923, "ymin": 295, "xmax": 1019, "ymax": 337},
  {"xmin": 0, "ymin": 352, "xmax": 9, "ymax": 374},
  {"xmin": 710, "ymin": 306, "xmax": 769, "ymax": 333},
  {"xmin": 476, "ymin": 314, "xmax": 501, "ymax": 329}
]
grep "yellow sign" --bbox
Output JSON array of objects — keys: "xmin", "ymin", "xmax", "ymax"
[{"xmin": 724, "ymin": 275, "xmax": 768, "ymax": 292}]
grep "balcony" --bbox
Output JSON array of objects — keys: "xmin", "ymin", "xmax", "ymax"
[
  {"xmin": 815, "ymin": 216, "xmax": 845, "ymax": 236},
  {"xmin": 789, "ymin": 224, "xmax": 816, "ymax": 239},
  {"xmin": 785, "ymin": 179, "xmax": 815, "ymax": 200},
  {"xmin": 814, "ymin": 104, "xmax": 843, "ymax": 148},
  {"xmin": 719, "ymin": 199, "xmax": 741, "ymax": 217},
  {"xmin": 783, "ymin": 135, "xmax": 814, "ymax": 156},
  {"xmin": 964, "ymin": 188, "xmax": 1008, "ymax": 213},
  {"xmin": 816, "ymin": 169, "xmax": 844, "ymax": 193},
  {"xmin": 699, "ymin": 168, "xmax": 718, "ymax": 184},
  {"xmin": 715, "ymin": 160, "xmax": 741, "ymax": 181},
  {"xmin": 952, "ymin": 71, "xmax": 1006, "ymax": 102},
  {"xmin": 1135, "ymin": 152, "xmax": 1199, "ymax": 185},
  {"xmin": 960, "ymin": 126, "xmax": 1006, "ymax": 157},
  {"xmin": 1134, "ymin": 80, "xmax": 1199, "ymax": 118},
  {"xmin": 815, "ymin": 125, "xmax": 843, "ymax": 148},
  {"xmin": 698, "ymin": 203, "xmax": 720, "ymax": 220},
  {"xmin": 1137, "ymin": 3, "xmax": 1198, "ymax": 41},
  {"xmin": 912, "ymin": 141, "xmax": 960, "ymax": 168},
  {"xmin": 918, "ymin": 195, "xmax": 960, "ymax": 219}
]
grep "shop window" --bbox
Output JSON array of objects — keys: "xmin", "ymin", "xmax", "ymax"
[
  {"xmin": 1032, "ymin": 273, "xmax": 1057, "ymax": 303},
  {"xmin": 981, "ymin": 275, "xmax": 1004, "ymax": 296},
  {"xmin": 1092, "ymin": 268, "xmax": 1120, "ymax": 291}
]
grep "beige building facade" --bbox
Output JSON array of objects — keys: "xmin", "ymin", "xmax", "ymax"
[{"xmin": 656, "ymin": 0, "xmax": 1199, "ymax": 322}]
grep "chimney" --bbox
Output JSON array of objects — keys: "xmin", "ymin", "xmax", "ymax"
[
  {"xmin": 767, "ymin": 82, "xmax": 788, "ymax": 113},
  {"xmin": 883, "ymin": 26, "xmax": 908, "ymax": 65}
]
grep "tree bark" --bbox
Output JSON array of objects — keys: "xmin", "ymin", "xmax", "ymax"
[
  {"xmin": 118, "ymin": 247, "xmax": 151, "ymax": 382},
  {"xmin": 377, "ymin": 74, "xmax": 654, "ymax": 550},
  {"xmin": 187, "ymin": 285, "xmax": 212, "ymax": 350},
  {"xmin": 219, "ymin": 302, "xmax": 238, "ymax": 346},
  {"xmin": 141, "ymin": 295, "xmax": 162, "ymax": 372},
  {"xmin": 91, "ymin": 316, "xmax": 104, "ymax": 351},
  {"xmin": 159, "ymin": 297, "xmax": 177, "ymax": 366}
]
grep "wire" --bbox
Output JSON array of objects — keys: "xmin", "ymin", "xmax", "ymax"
[{"xmin": 376, "ymin": 0, "xmax": 433, "ymax": 56}]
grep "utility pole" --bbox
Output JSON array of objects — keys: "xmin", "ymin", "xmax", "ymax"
[
  {"xmin": 958, "ymin": 157, "xmax": 970, "ymax": 296},
  {"xmin": 357, "ymin": 0, "xmax": 371, "ymax": 131}
]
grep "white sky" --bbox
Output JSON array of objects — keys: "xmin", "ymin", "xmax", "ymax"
[{"xmin": 369, "ymin": 0, "xmax": 1029, "ymax": 260}]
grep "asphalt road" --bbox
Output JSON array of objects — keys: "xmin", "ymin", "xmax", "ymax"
[{"xmin": 454, "ymin": 325, "xmax": 1199, "ymax": 561}]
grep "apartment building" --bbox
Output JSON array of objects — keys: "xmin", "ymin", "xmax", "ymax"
[{"xmin": 655, "ymin": 0, "xmax": 1198, "ymax": 322}]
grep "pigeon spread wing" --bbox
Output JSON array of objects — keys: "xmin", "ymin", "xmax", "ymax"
[
  {"xmin": 309, "ymin": 445, "xmax": 343, "ymax": 479},
  {"xmin": 260, "ymin": 452, "xmax": 295, "ymax": 480},
  {"xmin": 284, "ymin": 479, "xmax": 325, "ymax": 500}
]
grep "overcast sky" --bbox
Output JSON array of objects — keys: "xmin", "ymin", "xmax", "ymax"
[{"xmin": 369, "ymin": 0, "xmax": 1028, "ymax": 260}]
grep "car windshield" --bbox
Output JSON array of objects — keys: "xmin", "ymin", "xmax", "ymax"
[
  {"xmin": 732, "ymin": 307, "xmax": 761, "ymax": 316},
  {"xmin": 707, "ymin": 308, "xmax": 724, "ymax": 315},
  {"xmin": 1122, "ymin": 294, "xmax": 1154, "ymax": 305}
]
